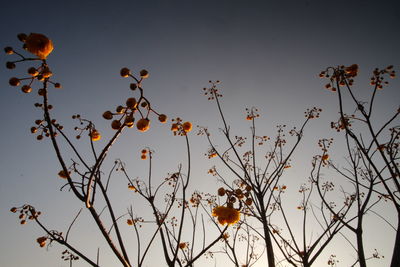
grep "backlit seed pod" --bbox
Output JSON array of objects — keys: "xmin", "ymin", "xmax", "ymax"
[
  {"xmin": 21, "ymin": 85, "xmax": 32, "ymax": 93},
  {"xmin": 140, "ymin": 69, "xmax": 149, "ymax": 78},
  {"xmin": 136, "ymin": 118, "xmax": 150, "ymax": 132},
  {"xmin": 141, "ymin": 154, "xmax": 147, "ymax": 160},
  {"xmin": 126, "ymin": 97, "xmax": 137, "ymax": 109},
  {"xmin": 38, "ymin": 89, "xmax": 45, "ymax": 96},
  {"xmin": 25, "ymin": 33, "xmax": 54, "ymax": 59},
  {"xmin": 171, "ymin": 123, "xmax": 179, "ymax": 132},
  {"xmin": 37, "ymin": 135, "xmax": 43, "ymax": 140},
  {"xmin": 28, "ymin": 67, "xmax": 39, "ymax": 76},
  {"xmin": 116, "ymin": 105, "xmax": 125, "ymax": 114},
  {"xmin": 41, "ymin": 67, "xmax": 52, "ymax": 78},
  {"xmin": 30, "ymin": 127, "xmax": 37, "ymax": 134},
  {"xmin": 9, "ymin": 77, "xmax": 20, "ymax": 86},
  {"xmin": 158, "ymin": 114, "xmax": 167, "ymax": 123},
  {"xmin": 141, "ymin": 149, "xmax": 147, "ymax": 154},
  {"xmin": 102, "ymin": 111, "xmax": 113, "ymax": 120},
  {"xmin": 111, "ymin": 120, "xmax": 121, "ymax": 130},
  {"xmin": 58, "ymin": 170, "xmax": 69, "ymax": 179},
  {"xmin": 54, "ymin": 83, "xmax": 61, "ymax": 88},
  {"xmin": 217, "ymin": 187, "xmax": 226, "ymax": 196},
  {"xmin": 4, "ymin": 46, "xmax": 14, "ymax": 54},
  {"xmin": 10, "ymin": 207, "xmax": 17, "ymax": 213},
  {"xmin": 6, "ymin": 62, "xmax": 16, "ymax": 69},
  {"xmin": 89, "ymin": 129, "xmax": 101, "ymax": 141},
  {"xmin": 124, "ymin": 116, "xmax": 134, "ymax": 128},
  {"xmin": 17, "ymin": 33, "xmax": 27, "ymax": 42},
  {"xmin": 141, "ymin": 102, "xmax": 148, "ymax": 108},
  {"xmin": 130, "ymin": 83, "xmax": 137, "ymax": 90},
  {"xmin": 245, "ymin": 198, "xmax": 253, "ymax": 205},
  {"xmin": 120, "ymin": 67, "xmax": 130, "ymax": 77},
  {"xmin": 182, "ymin": 122, "xmax": 192, "ymax": 133}
]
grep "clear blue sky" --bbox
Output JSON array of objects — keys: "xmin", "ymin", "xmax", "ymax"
[{"xmin": 1, "ymin": 0, "xmax": 399, "ymax": 266}]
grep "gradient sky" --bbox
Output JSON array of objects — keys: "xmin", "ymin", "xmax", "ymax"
[{"xmin": 1, "ymin": 0, "xmax": 400, "ymax": 266}]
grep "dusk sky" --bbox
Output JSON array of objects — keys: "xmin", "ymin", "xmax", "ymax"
[{"xmin": 1, "ymin": 1, "xmax": 399, "ymax": 266}]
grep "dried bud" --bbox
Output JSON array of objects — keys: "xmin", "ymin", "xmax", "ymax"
[
  {"xmin": 21, "ymin": 85, "xmax": 32, "ymax": 93},
  {"xmin": 17, "ymin": 33, "xmax": 27, "ymax": 42},
  {"xmin": 28, "ymin": 67, "xmax": 39, "ymax": 76},
  {"xmin": 120, "ymin": 67, "xmax": 130, "ymax": 77},
  {"xmin": 158, "ymin": 114, "xmax": 167, "ymax": 123},
  {"xmin": 4, "ymin": 46, "xmax": 14, "ymax": 54},
  {"xmin": 102, "ymin": 111, "xmax": 113, "ymax": 120},
  {"xmin": 182, "ymin": 122, "xmax": 192, "ymax": 133},
  {"xmin": 140, "ymin": 69, "xmax": 149, "ymax": 78},
  {"xmin": 136, "ymin": 118, "xmax": 150, "ymax": 132},
  {"xmin": 126, "ymin": 97, "xmax": 137, "ymax": 109},
  {"xmin": 9, "ymin": 77, "xmax": 20, "ymax": 86},
  {"xmin": 6, "ymin": 61, "xmax": 16, "ymax": 69},
  {"xmin": 130, "ymin": 83, "xmax": 137, "ymax": 90},
  {"xmin": 124, "ymin": 116, "xmax": 134, "ymax": 128},
  {"xmin": 111, "ymin": 120, "xmax": 122, "ymax": 130}
]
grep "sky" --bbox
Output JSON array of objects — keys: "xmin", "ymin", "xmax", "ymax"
[{"xmin": 1, "ymin": 0, "xmax": 400, "ymax": 266}]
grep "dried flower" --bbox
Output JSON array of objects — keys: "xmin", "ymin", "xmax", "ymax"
[
  {"xmin": 136, "ymin": 118, "xmax": 150, "ymax": 132},
  {"xmin": 25, "ymin": 33, "xmax": 54, "ymax": 59},
  {"xmin": 158, "ymin": 114, "xmax": 167, "ymax": 123},
  {"xmin": 126, "ymin": 97, "xmax": 137, "ymax": 109},
  {"xmin": 212, "ymin": 206, "xmax": 240, "ymax": 225},
  {"xmin": 89, "ymin": 129, "xmax": 101, "ymax": 141},
  {"xmin": 36, "ymin": 236, "xmax": 47, "ymax": 247},
  {"xmin": 182, "ymin": 121, "xmax": 192, "ymax": 133}
]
